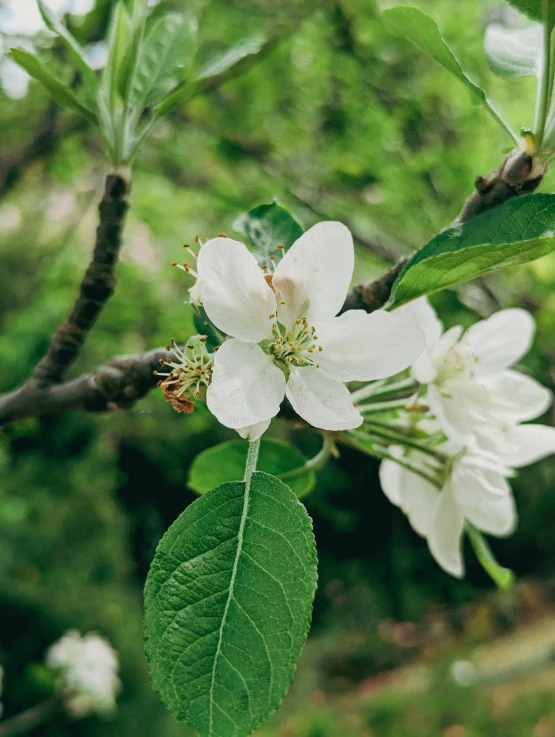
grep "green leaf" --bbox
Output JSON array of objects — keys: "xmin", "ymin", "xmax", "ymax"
[
  {"xmin": 505, "ymin": 0, "xmax": 555, "ymax": 24},
  {"xmin": 233, "ymin": 202, "xmax": 303, "ymax": 266},
  {"xmin": 188, "ymin": 439, "xmax": 317, "ymax": 499},
  {"xmin": 388, "ymin": 194, "xmax": 555, "ymax": 308},
  {"xmin": 9, "ymin": 48, "xmax": 97, "ymax": 124},
  {"xmin": 154, "ymin": 34, "xmax": 267, "ymax": 117},
  {"xmin": 382, "ymin": 6, "xmax": 516, "ymax": 140},
  {"xmin": 132, "ymin": 13, "xmax": 197, "ymax": 109},
  {"xmin": 195, "ymin": 34, "xmax": 267, "ymax": 82},
  {"xmin": 144, "ymin": 471, "xmax": 317, "ymax": 737},
  {"xmin": 37, "ymin": 0, "xmax": 97, "ymax": 89},
  {"xmin": 485, "ymin": 22, "xmax": 542, "ymax": 78},
  {"xmin": 466, "ymin": 524, "xmax": 515, "ymax": 591},
  {"xmin": 102, "ymin": 1, "xmax": 131, "ymax": 106}
]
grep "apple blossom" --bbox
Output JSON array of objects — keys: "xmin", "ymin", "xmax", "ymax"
[
  {"xmin": 154, "ymin": 336, "xmax": 213, "ymax": 413},
  {"xmin": 400, "ymin": 298, "xmax": 552, "ymax": 444},
  {"xmin": 188, "ymin": 222, "xmax": 425, "ymax": 436},
  {"xmin": 379, "ymin": 422, "xmax": 555, "ymax": 577},
  {"xmin": 46, "ymin": 630, "xmax": 120, "ymax": 718}
]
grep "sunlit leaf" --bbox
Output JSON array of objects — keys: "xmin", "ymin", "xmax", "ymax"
[
  {"xmin": 102, "ymin": 1, "xmax": 131, "ymax": 106},
  {"xmin": 37, "ymin": 0, "xmax": 97, "ymax": 89},
  {"xmin": 383, "ymin": 6, "xmax": 516, "ymax": 139},
  {"xmin": 505, "ymin": 0, "xmax": 555, "ymax": 24},
  {"xmin": 485, "ymin": 22, "xmax": 542, "ymax": 78},
  {"xmin": 154, "ymin": 34, "xmax": 268, "ymax": 117},
  {"xmin": 132, "ymin": 12, "xmax": 197, "ymax": 109},
  {"xmin": 188, "ymin": 439, "xmax": 316, "ymax": 499},
  {"xmin": 10, "ymin": 48, "xmax": 97, "ymax": 124},
  {"xmin": 388, "ymin": 194, "xmax": 555, "ymax": 308},
  {"xmin": 144, "ymin": 472, "xmax": 317, "ymax": 737}
]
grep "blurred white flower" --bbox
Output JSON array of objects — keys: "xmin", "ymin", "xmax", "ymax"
[
  {"xmin": 190, "ymin": 222, "xmax": 425, "ymax": 435},
  {"xmin": 379, "ymin": 427, "xmax": 555, "ymax": 578},
  {"xmin": 450, "ymin": 660, "xmax": 478, "ymax": 687},
  {"xmin": 46, "ymin": 630, "xmax": 120, "ymax": 718},
  {"xmin": 401, "ymin": 298, "xmax": 551, "ymax": 444}
]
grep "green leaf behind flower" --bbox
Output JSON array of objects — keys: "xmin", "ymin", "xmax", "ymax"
[
  {"xmin": 233, "ymin": 202, "xmax": 303, "ymax": 266},
  {"xmin": 188, "ymin": 439, "xmax": 316, "ymax": 499}
]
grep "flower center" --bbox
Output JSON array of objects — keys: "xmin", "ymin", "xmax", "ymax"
[
  {"xmin": 436, "ymin": 345, "xmax": 479, "ymax": 386},
  {"xmin": 268, "ymin": 316, "xmax": 322, "ymax": 368},
  {"xmin": 155, "ymin": 338, "xmax": 213, "ymax": 398}
]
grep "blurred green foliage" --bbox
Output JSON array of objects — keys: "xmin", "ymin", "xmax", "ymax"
[{"xmin": 1, "ymin": 0, "xmax": 555, "ymax": 734}]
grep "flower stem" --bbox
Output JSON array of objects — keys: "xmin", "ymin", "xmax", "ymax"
[
  {"xmin": 359, "ymin": 421, "xmax": 446, "ymax": 461},
  {"xmin": 358, "ymin": 398, "xmax": 412, "ymax": 414},
  {"xmin": 278, "ymin": 434, "xmax": 333, "ymax": 481},
  {"xmin": 350, "ymin": 378, "xmax": 416, "ymax": 404},
  {"xmin": 243, "ymin": 437, "xmax": 261, "ymax": 487},
  {"xmin": 535, "ymin": 0, "xmax": 554, "ymax": 144},
  {"xmin": 340, "ymin": 432, "xmax": 442, "ymax": 488},
  {"xmin": 466, "ymin": 523, "xmax": 515, "ymax": 591},
  {"xmin": 0, "ymin": 698, "xmax": 60, "ymax": 737}
]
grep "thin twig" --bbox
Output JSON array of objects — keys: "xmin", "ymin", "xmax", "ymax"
[{"xmin": 0, "ymin": 698, "xmax": 60, "ymax": 737}]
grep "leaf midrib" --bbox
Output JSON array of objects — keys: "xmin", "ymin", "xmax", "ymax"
[{"xmin": 207, "ymin": 478, "xmax": 252, "ymax": 736}]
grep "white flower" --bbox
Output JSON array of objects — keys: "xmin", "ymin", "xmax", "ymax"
[
  {"xmin": 46, "ymin": 630, "xmax": 120, "ymax": 718},
  {"xmin": 379, "ymin": 425, "xmax": 555, "ymax": 578},
  {"xmin": 193, "ymin": 222, "xmax": 425, "ymax": 433},
  {"xmin": 402, "ymin": 298, "xmax": 552, "ymax": 444}
]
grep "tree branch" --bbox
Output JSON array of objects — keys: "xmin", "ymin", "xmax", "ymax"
[
  {"xmin": 341, "ymin": 147, "xmax": 546, "ymax": 312},
  {"xmin": 32, "ymin": 173, "xmax": 130, "ymax": 387},
  {"xmin": 0, "ymin": 349, "xmax": 167, "ymax": 425},
  {"xmin": 0, "ymin": 140, "xmax": 546, "ymax": 423}
]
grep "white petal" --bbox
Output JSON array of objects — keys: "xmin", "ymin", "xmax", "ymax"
[
  {"xmin": 207, "ymin": 339, "xmax": 285, "ymax": 428},
  {"xmin": 236, "ymin": 418, "xmax": 271, "ymax": 441},
  {"xmin": 379, "ymin": 453, "xmax": 437, "ymax": 537},
  {"xmin": 395, "ymin": 298, "xmax": 444, "ymax": 383},
  {"xmin": 285, "ymin": 366, "xmax": 362, "ymax": 430},
  {"xmin": 450, "ymin": 452, "xmax": 510, "ymax": 506},
  {"xmin": 314, "ymin": 310, "xmax": 425, "ymax": 382},
  {"xmin": 197, "ymin": 237, "xmax": 276, "ymax": 342},
  {"xmin": 500, "ymin": 424, "xmax": 555, "ymax": 468},
  {"xmin": 485, "ymin": 370, "xmax": 552, "ymax": 423},
  {"xmin": 427, "ymin": 487, "xmax": 465, "ymax": 578},
  {"xmin": 272, "ymin": 221, "xmax": 354, "ymax": 324},
  {"xmin": 461, "ymin": 308, "xmax": 535, "ymax": 374},
  {"xmin": 462, "ymin": 493, "xmax": 517, "ymax": 537},
  {"xmin": 426, "ymin": 384, "xmax": 475, "ymax": 445},
  {"xmin": 379, "ymin": 458, "xmax": 403, "ymax": 506}
]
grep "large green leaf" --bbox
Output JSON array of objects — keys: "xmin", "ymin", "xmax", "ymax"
[
  {"xmin": 132, "ymin": 13, "xmax": 197, "ymax": 109},
  {"xmin": 188, "ymin": 439, "xmax": 316, "ymax": 499},
  {"xmin": 233, "ymin": 202, "xmax": 303, "ymax": 265},
  {"xmin": 506, "ymin": 0, "xmax": 555, "ymax": 24},
  {"xmin": 485, "ymin": 22, "xmax": 542, "ymax": 78},
  {"xmin": 37, "ymin": 0, "xmax": 97, "ymax": 89},
  {"xmin": 144, "ymin": 472, "xmax": 317, "ymax": 737},
  {"xmin": 10, "ymin": 49, "xmax": 97, "ymax": 124},
  {"xmin": 388, "ymin": 194, "xmax": 555, "ymax": 308},
  {"xmin": 382, "ymin": 6, "xmax": 515, "ymax": 139}
]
